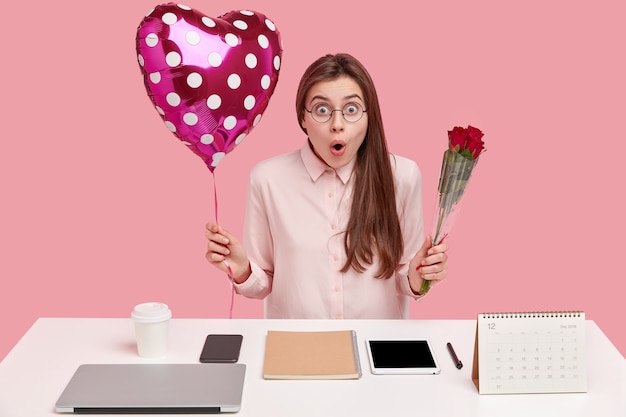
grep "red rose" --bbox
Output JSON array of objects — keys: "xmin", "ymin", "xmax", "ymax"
[
  {"xmin": 421, "ymin": 124, "xmax": 485, "ymax": 295},
  {"xmin": 465, "ymin": 125, "xmax": 485, "ymax": 159},
  {"xmin": 448, "ymin": 125, "xmax": 485, "ymax": 159},
  {"xmin": 448, "ymin": 126, "xmax": 469, "ymax": 152}
]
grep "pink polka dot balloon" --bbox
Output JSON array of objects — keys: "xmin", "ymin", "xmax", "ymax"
[{"xmin": 136, "ymin": 3, "xmax": 282, "ymax": 172}]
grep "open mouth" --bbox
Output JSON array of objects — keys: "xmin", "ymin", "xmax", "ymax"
[{"xmin": 330, "ymin": 141, "xmax": 346, "ymax": 157}]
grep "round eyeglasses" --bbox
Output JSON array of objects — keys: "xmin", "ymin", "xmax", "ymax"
[{"xmin": 305, "ymin": 102, "xmax": 367, "ymax": 123}]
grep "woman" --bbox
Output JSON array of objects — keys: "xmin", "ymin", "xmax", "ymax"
[{"xmin": 205, "ymin": 53, "xmax": 448, "ymax": 319}]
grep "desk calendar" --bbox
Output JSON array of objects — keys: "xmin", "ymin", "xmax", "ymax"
[{"xmin": 471, "ymin": 311, "xmax": 587, "ymax": 394}]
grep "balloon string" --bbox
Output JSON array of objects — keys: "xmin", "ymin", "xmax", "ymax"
[{"xmin": 212, "ymin": 171, "xmax": 235, "ymax": 319}]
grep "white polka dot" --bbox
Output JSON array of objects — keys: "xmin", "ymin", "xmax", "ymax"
[
  {"xmin": 177, "ymin": 4, "xmax": 191, "ymax": 11},
  {"xmin": 145, "ymin": 33, "xmax": 159, "ymax": 47},
  {"xmin": 165, "ymin": 120, "xmax": 176, "ymax": 132},
  {"xmin": 137, "ymin": 54, "xmax": 144, "ymax": 67},
  {"xmin": 166, "ymin": 51, "xmax": 181, "ymax": 67},
  {"xmin": 211, "ymin": 152, "xmax": 225, "ymax": 168},
  {"xmin": 166, "ymin": 92, "xmax": 181, "ymax": 106},
  {"xmin": 186, "ymin": 30, "xmax": 200, "ymax": 45},
  {"xmin": 207, "ymin": 94, "xmax": 221, "ymax": 109},
  {"xmin": 145, "ymin": 7, "xmax": 155, "ymax": 17},
  {"xmin": 265, "ymin": 19, "xmax": 276, "ymax": 31},
  {"xmin": 258, "ymin": 34, "xmax": 269, "ymax": 49},
  {"xmin": 202, "ymin": 17, "xmax": 216, "ymax": 27},
  {"xmin": 261, "ymin": 74, "xmax": 271, "ymax": 89},
  {"xmin": 201, "ymin": 134, "xmax": 214, "ymax": 144},
  {"xmin": 187, "ymin": 72, "xmax": 202, "ymax": 88},
  {"xmin": 208, "ymin": 52, "xmax": 222, "ymax": 67},
  {"xmin": 183, "ymin": 112, "xmax": 198, "ymax": 126},
  {"xmin": 274, "ymin": 55, "xmax": 281, "ymax": 70},
  {"xmin": 253, "ymin": 114, "xmax": 262, "ymax": 126},
  {"xmin": 245, "ymin": 53, "xmax": 257, "ymax": 69},
  {"xmin": 235, "ymin": 133, "xmax": 246, "ymax": 144},
  {"xmin": 233, "ymin": 20, "xmax": 248, "ymax": 30},
  {"xmin": 162, "ymin": 12, "xmax": 177, "ymax": 25},
  {"xmin": 223, "ymin": 116, "xmax": 237, "ymax": 130},
  {"xmin": 225, "ymin": 33, "xmax": 239, "ymax": 47},
  {"xmin": 156, "ymin": 106, "xmax": 164, "ymax": 115},
  {"xmin": 240, "ymin": 10, "xmax": 254, "ymax": 16},
  {"xmin": 227, "ymin": 74, "xmax": 241, "ymax": 89},
  {"xmin": 149, "ymin": 72, "xmax": 161, "ymax": 84},
  {"xmin": 182, "ymin": 141, "xmax": 192, "ymax": 146},
  {"xmin": 244, "ymin": 95, "xmax": 255, "ymax": 110}
]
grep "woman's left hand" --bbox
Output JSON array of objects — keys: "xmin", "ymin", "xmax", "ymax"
[{"xmin": 408, "ymin": 236, "xmax": 449, "ymax": 295}]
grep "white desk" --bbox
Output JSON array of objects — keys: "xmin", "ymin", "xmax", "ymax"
[{"xmin": 0, "ymin": 318, "xmax": 624, "ymax": 416}]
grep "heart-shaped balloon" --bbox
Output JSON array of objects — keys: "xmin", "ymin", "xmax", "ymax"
[{"xmin": 136, "ymin": 3, "xmax": 282, "ymax": 172}]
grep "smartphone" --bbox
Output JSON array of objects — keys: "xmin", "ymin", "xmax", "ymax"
[{"xmin": 199, "ymin": 334, "xmax": 243, "ymax": 363}]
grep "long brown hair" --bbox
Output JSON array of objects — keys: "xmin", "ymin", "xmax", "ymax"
[{"xmin": 295, "ymin": 53, "xmax": 403, "ymax": 279}]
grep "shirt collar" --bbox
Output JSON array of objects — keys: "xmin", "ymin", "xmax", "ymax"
[{"xmin": 300, "ymin": 141, "xmax": 356, "ymax": 184}]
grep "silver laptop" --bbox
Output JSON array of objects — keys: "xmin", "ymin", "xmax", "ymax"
[{"xmin": 55, "ymin": 363, "xmax": 246, "ymax": 414}]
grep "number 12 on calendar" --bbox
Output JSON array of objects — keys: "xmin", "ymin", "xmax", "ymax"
[{"xmin": 471, "ymin": 311, "xmax": 587, "ymax": 394}]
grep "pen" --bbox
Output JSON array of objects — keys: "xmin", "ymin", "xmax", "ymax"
[{"xmin": 447, "ymin": 342, "xmax": 463, "ymax": 369}]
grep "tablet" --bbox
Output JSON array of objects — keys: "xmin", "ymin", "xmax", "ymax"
[{"xmin": 366, "ymin": 339, "xmax": 441, "ymax": 375}]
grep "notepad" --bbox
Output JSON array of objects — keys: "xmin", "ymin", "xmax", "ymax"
[
  {"xmin": 472, "ymin": 311, "xmax": 587, "ymax": 394},
  {"xmin": 262, "ymin": 330, "xmax": 362, "ymax": 380}
]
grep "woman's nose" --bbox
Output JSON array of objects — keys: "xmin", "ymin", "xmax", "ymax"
[{"xmin": 330, "ymin": 111, "xmax": 345, "ymax": 132}]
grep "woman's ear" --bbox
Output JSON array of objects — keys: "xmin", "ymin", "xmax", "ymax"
[
  {"xmin": 299, "ymin": 119, "xmax": 308, "ymax": 134},
  {"xmin": 300, "ymin": 115, "xmax": 308, "ymax": 134}
]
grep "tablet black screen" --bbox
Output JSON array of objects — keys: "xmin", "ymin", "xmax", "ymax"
[{"xmin": 368, "ymin": 340, "xmax": 436, "ymax": 368}]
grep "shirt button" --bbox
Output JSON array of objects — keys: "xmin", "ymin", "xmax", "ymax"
[
  {"xmin": 328, "ymin": 192, "xmax": 334, "ymax": 198},
  {"xmin": 331, "ymin": 224, "xmax": 337, "ymax": 230},
  {"xmin": 333, "ymin": 254, "xmax": 339, "ymax": 262}
]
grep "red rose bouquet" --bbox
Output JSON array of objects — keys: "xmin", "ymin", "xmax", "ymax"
[{"xmin": 419, "ymin": 125, "xmax": 486, "ymax": 295}]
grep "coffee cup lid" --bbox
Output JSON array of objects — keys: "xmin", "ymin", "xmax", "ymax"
[{"xmin": 131, "ymin": 302, "xmax": 172, "ymax": 323}]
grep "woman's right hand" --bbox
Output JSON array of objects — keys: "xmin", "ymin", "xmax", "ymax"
[{"xmin": 205, "ymin": 223, "xmax": 251, "ymax": 284}]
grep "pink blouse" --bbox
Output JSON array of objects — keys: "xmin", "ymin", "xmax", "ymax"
[{"xmin": 234, "ymin": 142, "xmax": 425, "ymax": 319}]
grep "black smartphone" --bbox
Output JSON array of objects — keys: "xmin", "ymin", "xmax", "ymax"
[{"xmin": 199, "ymin": 334, "xmax": 243, "ymax": 363}]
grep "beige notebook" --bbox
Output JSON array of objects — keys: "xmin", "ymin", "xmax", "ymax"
[{"xmin": 263, "ymin": 330, "xmax": 362, "ymax": 380}]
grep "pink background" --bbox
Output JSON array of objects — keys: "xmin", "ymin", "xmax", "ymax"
[{"xmin": 1, "ymin": 0, "xmax": 624, "ymax": 362}]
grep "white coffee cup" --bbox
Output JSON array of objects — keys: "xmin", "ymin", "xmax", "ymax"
[{"xmin": 131, "ymin": 302, "xmax": 172, "ymax": 358}]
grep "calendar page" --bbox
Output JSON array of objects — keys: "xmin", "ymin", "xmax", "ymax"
[{"xmin": 471, "ymin": 311, "xmax": 587, "ymax": 394}]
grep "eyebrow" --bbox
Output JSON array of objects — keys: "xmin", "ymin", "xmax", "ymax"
[{"xmin": 309, "ymin": 93, "xmax": 364, "ymax": 104}]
